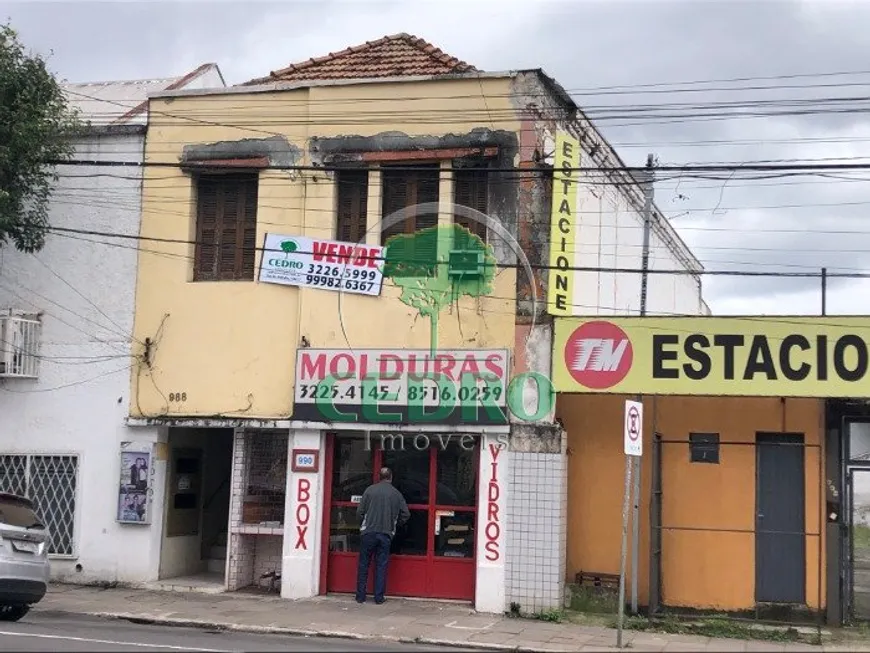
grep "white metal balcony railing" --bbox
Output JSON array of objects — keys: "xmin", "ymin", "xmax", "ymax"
[{"xmin": 0, "ymin": 315, "xmax": 41, "ymax": 379}]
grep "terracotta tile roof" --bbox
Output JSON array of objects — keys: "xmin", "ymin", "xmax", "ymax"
[{"xmin": 243, "ymin": 33, "xmax": 478, "ymax": 85}]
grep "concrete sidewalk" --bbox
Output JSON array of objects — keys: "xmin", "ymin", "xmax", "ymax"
[{"xmin": 33, "ymin": 584, "xmax": 856, "ymax": 652}]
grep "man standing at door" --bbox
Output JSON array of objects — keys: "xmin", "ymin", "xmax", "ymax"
[{"xmin": 356, "ymin": 466, "xmax": 410, "ymax": 604}]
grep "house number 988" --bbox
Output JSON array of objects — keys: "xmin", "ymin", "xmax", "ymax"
[{"xmin": 169, "ymin": 392, "xmax": 187, "ymax": 402}]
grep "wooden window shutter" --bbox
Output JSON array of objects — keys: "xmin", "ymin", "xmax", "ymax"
[
  {"xmin": 336, "ymin": 170, "xmax": 368, "ymax": 243},
  {"xmin": 414, "ymin": 167, "xmax": 440, "ymax": 231},
  {"xmin": 408, "ymin": 166, "xmax": 440, "ymax": 273},
  {"xmin": 381, "ymin": 168, "xmax": 410, "ymax": 245},
  {"xmin": 194, "ymin": 178, "xmax": 220, "ymax": 281},
  {"xmin": 194, "ymin": 173, "xmax": 258, "ymax": 282},
  {"xmin": 240, "ymin": 176, "xmax": 258, "ymax": 280},
  {"xmin": 380, "ymin": 164, "xmax": 441, "ymax": 246},
  {"xmin": 453, "ymin": 167, "xmax": 488, "ymax": 241},
  {"xmin": 219, "ymin": 179, "xmax": 240, "ymax": 280}
]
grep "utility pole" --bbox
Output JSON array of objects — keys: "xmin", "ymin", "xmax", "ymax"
[
  {"xmin": 821, "ymin": 267, "xmax": 827, "ymax": 316},
  {"xmin": 632, "ymin": 153, "xmax": 655, "ymax": 615}
]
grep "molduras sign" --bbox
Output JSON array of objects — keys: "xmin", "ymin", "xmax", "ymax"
[
  {"xmin": 292, "ymin": 348, "xmax": 512, "ymax": 425},
  {"xmin": 546, "ymin": 131, "xmax": 580, "ymax": 316},
  {"xmin": 553, "ymin": 316, "xmax": 870, "ymax": 396},
  {"xmin": 258, "ymin": 233, "xmax": 385, "ymax": 296}
]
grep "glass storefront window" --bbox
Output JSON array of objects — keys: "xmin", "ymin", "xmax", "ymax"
[
  {"xmin": 328, "ymin": 434, "xmax": 480, "ymax": 563},
  {"xmin": 850, "ymin": 422, "xmax": 870, "ymax": 462},
  {"xmin": 331, "ymin": 436, "xmax": 372, "ymax": 502},
  {"xmin": 329, "ymin": 506, "xmax": 362, "ymax": 552},
  {"xmin": 434, "ymin": 511, "xmax": 475, "ymax": 558},
  {"xmin": 390, "ymin": 508, "xmax": 428, "ymax": 555},
  {"xmin": 436, "ymin": 440, "xmax": 477, "ymax": 506},
  {"xmin": 383, "ymin": 447, "xmax": 430, "ymax": 505}
]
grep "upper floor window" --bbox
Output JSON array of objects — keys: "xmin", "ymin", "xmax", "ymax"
[
  {"xmin": 452, "ymin": 165, "xmax": 489, "ymax": 242},
  {"xmin": 193, "ymin": 173, "xmax": 259, "ymax": 282},
  {"xmin": 335, "ymin": 169, "xmax": 369, "ymax": 244},
  {"xmin": 380, "ymin": 163, "xmax": 440, "ymax": 246}
]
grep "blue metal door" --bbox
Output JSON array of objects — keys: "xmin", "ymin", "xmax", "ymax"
[{"xmin": 755, "ymin": 433, "xmax": 806, "ymax": 604}]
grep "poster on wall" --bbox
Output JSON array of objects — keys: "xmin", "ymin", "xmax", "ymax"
[
  {"xmin": 117, "ymin": 447, "xmax": 152, "ymax": 524},
  {"xmin": 258, "ymin": 233, "xmax": 385, "ymax": 296}
]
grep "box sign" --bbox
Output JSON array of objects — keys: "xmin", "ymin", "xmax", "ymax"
[
  {"xmin": 546, "ymin": 131, "xmax": 580, "ymax": 316},
  {"xmin": 292, "ymin": 348, "xmax": 510, "ymax": 425},
  {"xmin": 553, "ymin": 316, "xmax": 870, "ymax": 397},
  {"xmin": 258, "ymin": 233, "xmax": 384, "ymax": 296}
]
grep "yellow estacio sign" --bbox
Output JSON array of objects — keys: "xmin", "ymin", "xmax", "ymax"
[
  {"xmin": 546, "ymin": 131, "xmax": 580, "ymax": 315},
  {"xmin": 553, "ymin": 316, "xmax": 870, "ymax": 397}
]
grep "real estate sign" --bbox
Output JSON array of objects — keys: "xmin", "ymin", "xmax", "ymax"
[
  {"xmin": 553, "ymin": 316, "xmax": 870, "ymax": 397},
  {"xmin": 258, "ymin": 233, "xmax": 385, "ymax": 296}
]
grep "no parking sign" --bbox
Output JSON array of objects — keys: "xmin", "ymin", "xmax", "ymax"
[{"xmin": 624, "ymin": 400, "xmax": 643, "ymax": 457}]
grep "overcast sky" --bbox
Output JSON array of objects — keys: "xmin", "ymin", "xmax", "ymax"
[{"xmin": 6, "ymin": 0, "xmax": 870, "ymax": 316}]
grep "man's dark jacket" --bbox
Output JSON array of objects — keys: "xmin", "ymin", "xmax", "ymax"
[{"xmin": 358, "ymin": 480, "xmax": 410, "ymax": 537}]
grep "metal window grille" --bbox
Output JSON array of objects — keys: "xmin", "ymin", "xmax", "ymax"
[
  {"xmin": 0, "ymin": 454, "xmax": 78, "ymax": 555},
  {"xmin": 0, "ymin": 316, "xmax": 41, "ymax": 378},
  {"xmin": 243, "ymin": 432, "xmax": 287, "ymax": 525}
]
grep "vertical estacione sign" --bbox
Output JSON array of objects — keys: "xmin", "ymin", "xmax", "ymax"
[{"xmin": 547, "ymin": 130, "xmax": 581, "ymax": 315}]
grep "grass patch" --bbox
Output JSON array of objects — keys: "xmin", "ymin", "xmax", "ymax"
[
  {"xmin": 567, "ymin": 583, "xmax": 619, "ymax": 614},
  {"xmin": 506, "ymin": 602, "xmax": 566, "ymax": 624},
  {"xmin": 531, "ymin": 608, "xmax": 564, "ymax": 623},
  {"xmin": 615, "ymin": 614, "xmax": 812, "ymax": 644},
  {"xmin": 854, "ymin": 524, "xmax": 870, "ymax": 549}
]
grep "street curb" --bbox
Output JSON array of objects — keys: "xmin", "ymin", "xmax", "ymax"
[{"xmin": 36, "ymin": 608, "xmax": 565, "ymax": 652}]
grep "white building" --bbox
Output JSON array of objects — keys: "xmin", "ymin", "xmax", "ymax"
[{"xmin": 0, "ymin": 63, "xmax": 225, "ymax": 585}]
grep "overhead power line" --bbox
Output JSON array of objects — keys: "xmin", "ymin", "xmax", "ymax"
[
  {"xmin": 566, "ymin": 67, "xmax": 870, "ymax": 91},
  {"xmin": 49, "ymin": 158, "xmax": 870, "ymax": 175},
  {"xmin": 41, "ymin": 225, "xmax": 870, "ymax": 279}
]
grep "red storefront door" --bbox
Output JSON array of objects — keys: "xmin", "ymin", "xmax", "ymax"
[{"xmin": 320, "ymin": 433, "xmax": 478, "ymax": 600}]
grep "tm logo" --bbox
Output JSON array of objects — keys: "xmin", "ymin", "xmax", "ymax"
[
  {"xmin": 565, "ymin": 321, "xmax": 633, "ymax": 389},
  {"xmin": 571, "ymin": 338, "xmax": 629, "ymax": 372}
]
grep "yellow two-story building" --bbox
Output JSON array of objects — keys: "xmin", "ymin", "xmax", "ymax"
[{"xmin": 126, "ymin": 33, "xmax": 631, "ymax": 614}]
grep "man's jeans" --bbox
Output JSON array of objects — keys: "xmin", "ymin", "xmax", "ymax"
[{"xmin": 356, "ymin": 531, "xmax": 391, "ymax": 602}]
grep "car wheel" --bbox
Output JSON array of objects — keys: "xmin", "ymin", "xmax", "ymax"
[{"xmin": 0, "ymin": 604, "xmax": 30, "ymax": 622}]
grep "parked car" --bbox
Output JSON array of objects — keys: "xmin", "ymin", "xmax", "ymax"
[{"xmin": 0, "ymin": 492, "xmax": 50, "ymax": 621}]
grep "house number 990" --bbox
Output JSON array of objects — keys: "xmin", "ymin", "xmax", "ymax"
[{"xmin": 169, "ymin": 392, "xmax": 187, "ymax": 402}]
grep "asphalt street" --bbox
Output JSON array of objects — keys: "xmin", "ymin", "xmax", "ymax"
[{"xmin": 0, "ymin": 611, "xmax": 483, "ymax": 652}]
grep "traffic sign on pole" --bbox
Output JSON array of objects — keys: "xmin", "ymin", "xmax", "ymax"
[{"xmin": 624, "ymin": 400, "xmax": 643, "ymax": 457}]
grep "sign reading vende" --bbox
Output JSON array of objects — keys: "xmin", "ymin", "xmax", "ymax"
[
  {"xmin": 553, "ymin": 316, "xmax": 870, "ymax": 397},
  {"xmin": 292, "ymin": 348, "xmax": 510, "ymax": 425},
  {"xmin": 258, "ymin": 233, "xmax": 384, "ymax": 296}
]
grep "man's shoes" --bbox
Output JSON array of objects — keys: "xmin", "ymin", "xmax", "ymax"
[
  {"xmin": 355, "ymin": 597, "xmax": 366, "ymax": 604},
  {"xmin": 374, "ymin": 598, "xmax": 386, "ymax": 605}
]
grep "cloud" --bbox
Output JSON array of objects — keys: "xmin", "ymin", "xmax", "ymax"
[{"xmin": 6, "ymin": 0, "xmax": 870, "ymax": 315}]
